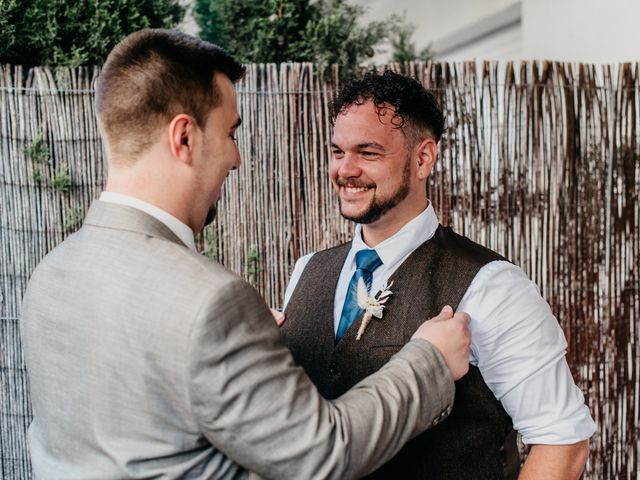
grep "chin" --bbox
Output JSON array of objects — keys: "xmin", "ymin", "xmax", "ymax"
[
  {"xmin": 339, "ymin": 195, "xmax": 371, "ymax": 216},
  {"xmin": 340, "ymin": 206, "xmax": 363, "ymax": 219}
]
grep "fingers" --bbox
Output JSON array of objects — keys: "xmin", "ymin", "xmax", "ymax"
[
  {"xmin": 410, "ymin": 307, "xmax": 472, "ymax": 381},
  {"xmin": 452, "ymin": 311, "xmax": 471, "ymax": 328},
  {"xmin": 432, "ymin": 304, "xmax": 454, "ymax": 321},
  {"xmin": 429, "ymin": 305, "xmax": 468, "ymax": 324}
]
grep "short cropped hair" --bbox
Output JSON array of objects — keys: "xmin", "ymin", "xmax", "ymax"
[
  {"xmin": 96, "ymin": 29, "xmax": 245, "ymax": 161},
  {"xmin": 330, "ymin": 70, "xmax": 445, "ymax": 147}
]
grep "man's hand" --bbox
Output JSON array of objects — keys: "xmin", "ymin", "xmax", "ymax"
[
  {"xmin": 270, "ymin": 308, "xmax": 286, "ymax": 327},
  {"xmin": 411, "ymin": 305, "xmax": 471, "ymax": 380}
]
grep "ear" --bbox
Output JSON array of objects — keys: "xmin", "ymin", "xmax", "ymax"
[
  {"xmin": 168, "ymin": 114, "xmax": 198, "ymax": 165},
  {"xmin": 415, "ymin": 137, "xmax": 437, "ymax": 180}
]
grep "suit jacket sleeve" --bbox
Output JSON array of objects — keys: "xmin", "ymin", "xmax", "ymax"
[{"xmin": 188, "ymin": 278, "xmax": 454, "ymax": 480}]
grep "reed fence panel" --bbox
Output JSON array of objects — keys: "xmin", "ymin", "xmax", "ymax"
[{"xmin": 0, "ymin": 61, "xmax": 638, "ymax": 479}]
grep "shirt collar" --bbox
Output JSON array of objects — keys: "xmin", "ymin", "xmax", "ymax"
[
  {"xmin": 99, "ymin": 192, "xmax": 197, "ymax": 252},
  {"xmin": 351, "ymin": 202, "xmax": 439, "ymax": 269}
]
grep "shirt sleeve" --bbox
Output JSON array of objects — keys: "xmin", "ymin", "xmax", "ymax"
[
  {"xmin": 458, "ymin": 261, "xmax": 597, "ymax": 445},
  {"xmin": 282, "ymin": 252, "xmax": 315, "ymax": 309}
]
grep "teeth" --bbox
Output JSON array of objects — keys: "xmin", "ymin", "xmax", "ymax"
[{"xmin": 343, "ymin": 186, "xmax": 369, "ymax": 193}]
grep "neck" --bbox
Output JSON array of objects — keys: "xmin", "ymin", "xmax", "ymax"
[
  {"xmin": 105, "ymin": 161, "xmax": 195, "ymax": 232},
  {"xmin": 361, "ymin": 195, "xmax": 428, "ymax": 247}
]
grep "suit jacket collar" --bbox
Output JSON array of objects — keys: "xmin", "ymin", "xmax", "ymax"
[{"xmin": 83, "ymin": 201, "xmax": 188, "ymax": 248}]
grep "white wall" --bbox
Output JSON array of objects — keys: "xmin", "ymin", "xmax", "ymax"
[
  {"xmin": 355, "ymin": 0, "xmax": 517, "ymax": 46},
  {"xmin": 436, "ymin": 23, "xmax": 522, "ymax": 61},
  {"xmin": 353, "ymin": 0, "xmax": 640, "ymax": 63},
  {"xmin": 522, "ymin": 0, "xmax": 640, "ymax": 63},
  {"xmin": 354, "ymin": 0, "xmax": 521, "ymax": 61}
]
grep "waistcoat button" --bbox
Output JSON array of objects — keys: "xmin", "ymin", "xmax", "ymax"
[{"xmin": 328, "ymin": 361, "xmax": 338, "ymax": 375}]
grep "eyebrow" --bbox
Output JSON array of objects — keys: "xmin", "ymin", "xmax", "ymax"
[
  {"xmin": 330, "ymin": 141, "xmax": 385, "ymax": 150},
  {"xmin": 232, "ymin": 117, "xmax": 242, "ymax": 129},
  {"xmin": 356, "ymin": 142, "xmax": 384, "ymax": 150}
]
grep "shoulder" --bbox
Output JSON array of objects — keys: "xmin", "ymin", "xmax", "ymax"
[
  {"xmin": 314, "ymin": 242, "xmax": 351, "ymax": 255},
  {"xmin": 307, "ymin": 242, "xmax": 351, "ymax": 264},
  {"xmin": 172, "ymin": 247, "xmax": 244, "ymax": 293},
  {"xmin": 291, "ymin": 252, "xmax": 315, "ymax": 273},
  {"xmin": 465, "ymin": 260, "xmax": 538, "ymax": 305},
  {"xmin": 292, "ymin": 242, "xmax": 351, "ymax": 276},
  {"xmin": 433, "ymin": 226, "xmax": 506, "ymax": 265}
]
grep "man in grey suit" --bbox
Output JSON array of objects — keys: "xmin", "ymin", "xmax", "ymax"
[{"xmin": 20, "ymin": 29, "xmax": 472, "ymax": 479}]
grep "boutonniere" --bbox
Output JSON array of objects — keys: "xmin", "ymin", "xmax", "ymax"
[{"xmin": 355, "ymin": 278, "xmax": 394, "ymax": 341}]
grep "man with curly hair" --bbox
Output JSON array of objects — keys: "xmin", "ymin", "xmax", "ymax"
[{"xmin": 281, "ymin": 70, "xmax": 596, "ymax": 479}]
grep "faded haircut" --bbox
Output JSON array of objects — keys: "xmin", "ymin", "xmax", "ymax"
[{"xmin": 96, "ymin": 29, "xmax": 245, "ymax": 162}]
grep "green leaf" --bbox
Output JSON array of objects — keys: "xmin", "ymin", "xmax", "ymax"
[{"xmin": 0, "ymin": 0, "xmax": 185, "ymax": 66}]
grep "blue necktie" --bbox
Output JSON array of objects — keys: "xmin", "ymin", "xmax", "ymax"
[{"xmin": 336, "ymin": 249, "xmax": 383, "ymax": 342}]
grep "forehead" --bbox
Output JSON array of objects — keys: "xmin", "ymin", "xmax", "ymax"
[
  {"xmin": 332, "ymin": 101, "xmax": 404, "ymax": 146},
  {"xmin": 210, "ymin": 72, "xmax": 239, "ymax": 121}
]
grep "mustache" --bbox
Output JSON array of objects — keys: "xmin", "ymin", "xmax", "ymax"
[{"xmin": 336, "ymin": 178, "xmax": 376, "ymax": 188}]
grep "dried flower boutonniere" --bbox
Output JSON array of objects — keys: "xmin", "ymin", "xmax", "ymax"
[{"xmin": 355, "ymin": 278, "xmax": 394, "ymax": 341}]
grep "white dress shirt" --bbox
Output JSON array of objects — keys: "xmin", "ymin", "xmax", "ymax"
[
  {"xmin": 99, "ymin": 192, "xmax": 197, "ymax": 252},
  {"xmin": 283, "ymin": 204, "xmax": 596, "ymax": 445}
]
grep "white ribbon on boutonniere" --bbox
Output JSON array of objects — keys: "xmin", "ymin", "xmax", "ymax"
[{"xmin": 355, "ymin": 278, "xmax": 394, "ymax": 341}]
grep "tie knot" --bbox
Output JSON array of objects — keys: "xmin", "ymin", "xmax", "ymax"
[{"xmin": 355, "ymin": 249, "xmax": 383, "ymax": 273}]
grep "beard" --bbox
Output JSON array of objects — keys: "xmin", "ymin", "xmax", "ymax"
[{"xmin": 338, "ymin": 155, "xmax": 411, "ymax": 224}]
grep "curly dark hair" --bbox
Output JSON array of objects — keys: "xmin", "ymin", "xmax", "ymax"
[{"xmin": 330, "ymin": 70, "xmax": 445, "ymax": 145}]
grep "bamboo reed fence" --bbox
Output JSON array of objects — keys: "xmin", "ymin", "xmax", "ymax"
[{"xmin": 0, "ymin": 61, "xmax": 638, "ymax": 479}]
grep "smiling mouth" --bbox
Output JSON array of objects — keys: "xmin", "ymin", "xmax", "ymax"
[
  {"xmin": 336, "ymin": 178, "xmax": 375, "ymax": 194},
  {"xmin": 342, "ymin": 186, "xmax": 371, "ymax": 194}
]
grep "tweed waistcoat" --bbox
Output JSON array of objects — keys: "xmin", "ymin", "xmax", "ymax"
[{"xmin": 282, "ymin": 226, "xmax": 520, "ymax": 479}]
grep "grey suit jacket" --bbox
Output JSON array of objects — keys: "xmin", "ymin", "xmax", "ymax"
[{"xmin": 21, "ymin": 201, "xmax": 454, "ymax": 479}]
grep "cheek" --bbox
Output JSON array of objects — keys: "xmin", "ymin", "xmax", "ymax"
[{"xmin": 329, "ymin": 159, "xmax": 340, "ymax": 181}]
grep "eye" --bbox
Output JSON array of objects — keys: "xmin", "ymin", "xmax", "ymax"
[
  {"xmin": 332, "ymin": 149, "xmax": 344, "ymax": 158},
  {"xmin": 361, "ymin": 151, "xmax": 378, "ymax": 158}
]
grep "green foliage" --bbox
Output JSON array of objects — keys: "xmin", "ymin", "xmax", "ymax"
[
  {"xmin": 62, "ymin": 205, "xmax": 84, "ymax": 234},
  {"xmin": 23, "ymin": 133, "xmax": 75, "ymax": 192},
  {"xmin": 297, "ymin": 0, "xmax": 385, "ymax": 71},
  {"xmin": 194, "ymin": 0, "xmax": 225, "ymax": 46},
  {"xmin": 389, "ymin": 16, "xmax": 433, "ymax": 63},
  {"xmin": 32, "ymin": 169, "xmax": 42, "ymax": 185},
  {"xmin": 22, "ymin": 133, "xmax": 50, "ymax": 165},
  {"xmin": 247, "ymin": 245, "xmax": 260, "ymax": 284},
  {"xmin": 203, "ymin": 227, "xmax": 219, "ymax": 260},
  {"xmin": 23, "ymin": 133, "xmax": 50, "ymax": 185},
  {"xmin": 195, "ymin": 0, "xmax": 386, "ymax": 71},
  {"xmin": 51, "ymin": 167, "xmax": 71, "ymax": 192},
  {"xmin": 0, "ymin": 0, "xmax": 184, "ymax": 67},
  {"xmin": 195, "ymin": 0, "xmax": 312, "ymax": 64}
]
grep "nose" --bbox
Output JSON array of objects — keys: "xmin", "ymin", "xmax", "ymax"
[
  {"xmin": 335, "ymin": 152, "xmax": 361, "ymax": 179},
  {"xmin": 232, "ymin": 147, "xmax": 241, "ymax": 170}
]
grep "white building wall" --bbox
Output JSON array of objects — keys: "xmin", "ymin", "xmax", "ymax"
[
  {"xmin": 353, "ymin": 0, "xmax": 640, "ymax": 63},
  {"xmin": 355, "ymin": 0, "xmax": 518, "ymax": 46},
  {"xmin": 436, "ymin": 23, "xmax": 522, "ymax": 62},
  {"xmin": 522, "ymin": 0, "xmax": 640, "ymax": 63}
]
